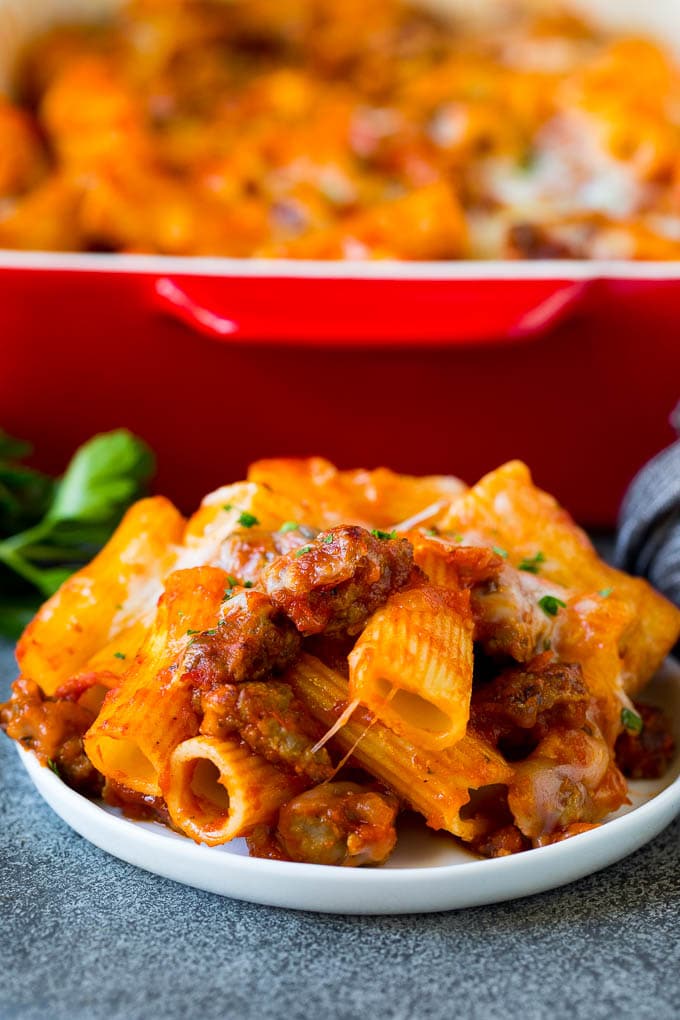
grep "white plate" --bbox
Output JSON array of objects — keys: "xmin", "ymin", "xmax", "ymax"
[{"xmin": 18, "ymin": 660, "xmax": 680, "ymax": 914}]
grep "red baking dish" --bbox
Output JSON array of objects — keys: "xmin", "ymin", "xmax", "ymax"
[
  {"xmin": 2, "ymin": 0, "xmax": 680, "ymax": 525},
  {"xmin": 2, "ymin": 252, "xmax": 679, "ymax": 525}
]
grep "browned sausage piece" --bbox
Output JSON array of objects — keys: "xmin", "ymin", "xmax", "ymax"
[
  {"xmin": 276, "ymin": 782, "xmax": 399, "ymax": 866},
  {"xmin": 615, "ymin": 702, "xmax": 676, "ymax": 779},
  {"xmin": 199, "ymin": 680, "xmax": 333, "ymax": 783},
  {"xmin": 182, "ymin": 589, "xmax": 301, "ymax": 688},
  {"xmin": 471, "ymin": 655, "xmax": 589, "ymax": 756},
  {"xmin": 262, "ymin": 525, "xmax": 414, "ymax": 636}
]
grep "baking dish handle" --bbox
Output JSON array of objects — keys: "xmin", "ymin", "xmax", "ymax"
[{"xmin": 152, "ymin": 275, "xmax": 590, "ymax": 347}]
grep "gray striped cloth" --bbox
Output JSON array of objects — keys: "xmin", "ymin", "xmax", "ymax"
[{"xmin": 615, "ymin": 409, "xmax": 680, "ymax": 607}]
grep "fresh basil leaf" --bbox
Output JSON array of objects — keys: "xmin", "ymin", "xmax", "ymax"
[{"xmin": 47, "ymin": 429, "xmax": 154, "ymax": 525}]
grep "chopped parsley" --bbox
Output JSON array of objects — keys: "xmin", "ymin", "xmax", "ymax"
[
  {"xmin": 621, "ymin": 707, "xmax": 643, "ymax": 735},
  {"xmin": 519, "ymin": 551, "xmax": 545, "ymax": 574},
  {"xmin": 538, "ymin": 595, "xmax": 567, "ymax": 617},
  {"xmin": 424, "ymin": 527, "xmax": 438, "ymax": 537},
  {"xmin": 243, "ymin": 581, "xmax": 254, "ymax": 589},
  {"xmin": 296, "ymin": 545, "xmax": 313, "ymax": 557},
  {"xmin": 237, "ymin": 511, "xmax": 259, "ymax": 528},
  {"xmin": 370, "ymin": 529, "xmax": 398, "ymax": 540},
  {"xmin": 492, "ymin": 545, "xmax": 508, "ymax": 559},
  {"xmin": 226, "ymin": 575, "xmax": 238, "ymax": 587},
  {"xmin": 279, "ymin": 521, "xmax": 299, "ymax": 533},
  {"xmin": 321, "ymin": 534, "xmax": 334, "ymax": 545},
  {"xmin": 451, "ymin": 533, "xmax": 464, "ymax": 543},
  {"xmin": 599, "ymin": 587, "xmax": 613, "ymax": 598},
  {"xmin": 222, "ymin": 503, "xmax": 233, "ymax": 511},
  {"xmin": 186, "ymin": 629, "xmax": 200, "ymax": 636},
  {"xmin": 113, "ymin": 651, "xmax": 126, "ymax": 660},
  {"xmin": 47, "ymin": 759, "xmax": 60, "ymax": 777}
]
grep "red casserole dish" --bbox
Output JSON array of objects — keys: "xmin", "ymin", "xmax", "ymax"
[
  {"xmin": 2, "ymin": 252, "xmax": 679, "ymax": 525},
  {"xmin": 1, "ymin": 1, "xmax": 679, "ymax": 524}
]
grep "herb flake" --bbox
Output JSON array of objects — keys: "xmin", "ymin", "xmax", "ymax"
[
  {"xmin": 621, "ymin": 707, "xmax": 643, "ymax": 735},
  {"xmin": 519, "ymin": 551, "xmax": 545, "ymax": 574},
  {"xmin": 370, "ymin": 529, "xmax": 398, "ymax": 541},
  {"xmin": 237, "ymin": 511, "xmax": 259, "ymax": 528},
  {"xmin": 538, "ymin": 595, "xmax": 567, "ymax": 617}
]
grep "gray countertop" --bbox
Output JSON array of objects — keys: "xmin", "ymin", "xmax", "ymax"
[{"xmin": 2, "ymin": 637, "xmax": 679, "ymax": 1020}]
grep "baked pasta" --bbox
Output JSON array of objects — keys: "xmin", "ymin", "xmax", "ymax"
[
  {"xmin": 2, "ymin": 457, "xmax": 678, "ymax": 865},
  {"xmin": 1, "ymin": 1, "xmax": 680, "ymax": 258}
]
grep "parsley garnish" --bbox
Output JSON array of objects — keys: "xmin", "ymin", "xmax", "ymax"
[
  {"xmin": 370, "ymin": 529, "xmax": 397, "ymax": 540},
  {"xmin": 296, "ymin": 545, "xmax": 313, "ymax": 557},
  {"xmin": 279, "ymin": 521, "xmax": 299, "ymax": 533},
  {"xmin": 424, "ymin": 527, "xmax": 438, "ymax": 537},
  {"xmin": 492, "ymin": 546, "xmax": 508, "ymax": 559},
  {"xmin": 451, "ymin": 533, "xmax": 463, "ymax": 543},
  {"xmin": 0, "ymin": 428, "xmax": 153, "ymax": 604},
  {"xmin": 621, "ymin": 707, "xmax": 643, "ymax": 735},
  {"xmin": 599, "ymin": 587, "xmax": 613, "ymax": 598},
  {"xmin": 47, "ymin": 759, "xmax": 60, "ymax": 777},
  {"xmin": 186, "ymin": 629, "xmax": 200, "ymax": 636},
  {"xmin": 519, "ymin": 551, "xmax": 545, "ymax": 574},
  {"xmin": 226, "ymin": 575, "xmax": 238, "ymax": 587},
  {"xmin": 113, "ymin": 651, "xmax": 126, "ymax": 660},
  {"xmin": 321, "ymin": 534, "xmax": 334, "ymax": 545},
  {"xmin": 243, "ymin": 581, "xmax": 254, "ymax": 589},
  {"xmin": 222, "ymin": 503, "xmax": 233, "ymax": 511},
  {"xmin": 237, "ymin": 511, "xmax": 259, "ymax": 528},
  {"xmin": 538, "ymin": 595, "xmax": 567, "ymax": 617}
]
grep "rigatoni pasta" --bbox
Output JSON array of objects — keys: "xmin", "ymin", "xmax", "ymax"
[
  {"xmin": 2, "ymin": 457, "xmax": 679, "ymax": 867},
  {"xmin": 85, "ymin": 566, "xmax": 228, "ymax": 796},
  {"xmin": 348, "ymin": 586, "xmax": 474, "ymax": 750},
  {"xmin": 288, "ymin": 653, "xmax": 511, "ymax": 841},
  {"xmin": 163, "ymin": 736, "xmax": 304, "ymax": 846}
]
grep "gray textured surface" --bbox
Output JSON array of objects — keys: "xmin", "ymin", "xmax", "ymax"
[{"xmin": 1, "ymin": 640, "xmax": 679, "ymax": 1020}]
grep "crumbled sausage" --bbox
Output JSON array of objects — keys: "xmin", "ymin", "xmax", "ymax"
[{"xmin": 1, "ymin": 675, "xmax": 103, "ymax": 796}]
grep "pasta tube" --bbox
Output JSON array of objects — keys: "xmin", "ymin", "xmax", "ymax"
[
  {"xmin": 248, "ymin": 457, "xmax": 465, "ymax": 529},
  {"xmin": 164, "ymin": 736, "xmax": 303, "ymax": 846},
  {"xmin": 436, "ymin": 460, "xmax": 680, "ymax": 690},
  {"xmin": 181, "ymin": 481, "xmax": 310, "ymax": 561},
  {"xmin": 85, "ymin": 566, "xmax": 228, "ymax": 796},
  {"xmin": 348, "ymin": 585, "xmax": 474, "ymax": 750},
  {"xmin": 17, "ymin": 496, "xmax": 185, "ymax": 695},
  {"xmin": 288, "ymin": 654, "xmax": 512, "ymax": 841}
]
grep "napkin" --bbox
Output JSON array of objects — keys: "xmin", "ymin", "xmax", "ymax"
[{"xmin": 615, "ymin": 408, "xmax": 680, "ymax": 607}]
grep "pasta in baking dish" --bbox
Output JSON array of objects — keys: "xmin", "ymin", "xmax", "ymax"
[
  {"xmin": 3, "ymin": 0, "xmax": 680, "ymax": 259},
  {"xmin": 2, "ymin": 458, "xmax": 679, "ymax": 865}
]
